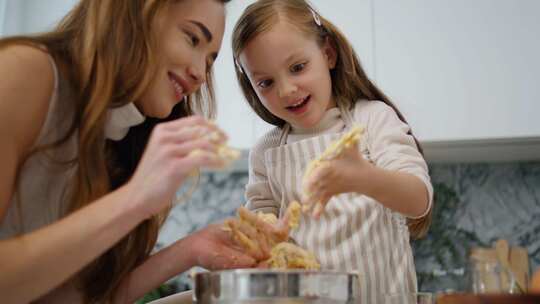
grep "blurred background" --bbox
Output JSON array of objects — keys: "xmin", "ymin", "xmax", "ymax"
[{"xmin": 2, "ymin": 0, "xmax": 539, "ymax": 297}]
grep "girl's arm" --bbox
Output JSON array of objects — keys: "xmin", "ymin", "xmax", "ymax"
[
  {"xmin": 303, "ymin": 101, "xmax": 432, "ymax": 218},
  {"xmin": 359, "ymin": 102, "xmax": 432, "ymax": 217},
  {"xmin": 351, "ymin": 162, "xmax": 429, "ymax": 217}
]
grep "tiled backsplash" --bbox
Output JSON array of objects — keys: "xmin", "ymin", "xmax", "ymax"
[{"xmin": 157, "ymin": 162, "xmax": 540, "ymax": 292}]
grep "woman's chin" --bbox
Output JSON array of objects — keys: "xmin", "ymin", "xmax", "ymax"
[{"xmin": 146, "ymin": 106, "xmax": 174, "ymax": 119}]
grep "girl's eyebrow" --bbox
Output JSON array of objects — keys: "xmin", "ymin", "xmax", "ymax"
[
  {"xmin": 285, "ymin": 51, "xmax": 304, "ymax": 63},
  {"xmin": 250, "ymin": 51, "xmax": 305, "ymax": 77},
  {"xmin": 188, "ymin": 20, "xmax": 212, "ymax": 42}
]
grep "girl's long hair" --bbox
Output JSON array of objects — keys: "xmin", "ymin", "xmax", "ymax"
[
  {"xmin": 232, "ymin": 0, "xmax": 431, "ymax": 239},
  {"xmin": 0, "ymin": 0, "xmax": 229, "ymax": 302}
]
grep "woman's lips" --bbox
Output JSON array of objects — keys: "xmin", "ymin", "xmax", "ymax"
[
  {"xmin": 168, "ymin": 72, "xmax": 185, "ymax": 101},
  {"xmin": 286, "ymin": 96, "xmax": 311, "ymax": 114}
]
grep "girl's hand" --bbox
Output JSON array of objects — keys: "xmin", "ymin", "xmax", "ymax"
[
  {"xmin": 302, "ymin": 142, "xmax": 373, "ymax": 219},
  {"xmin": 188, "ymin": 223, "xmax": 257, "ymax": 270},
  {"xmin": 127, "ymin": 115, "xmax": 228, "ymax": 218}
]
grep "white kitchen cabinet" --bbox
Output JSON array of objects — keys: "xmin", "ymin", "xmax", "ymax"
[{"xmin": 373, "ymin": 0, "xmax": 540, "ymax": 144}]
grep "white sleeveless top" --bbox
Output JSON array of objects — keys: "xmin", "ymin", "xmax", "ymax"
[
  {"xmin": 0, "ymin": 54, "xmax": 145, "ymax": 303},
  {"xmin": 246, "ymin": 101, "xmax": 434, "ymax": 304}
]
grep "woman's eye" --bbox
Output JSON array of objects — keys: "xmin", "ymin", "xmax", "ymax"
[
  {"xmin": 206, "ymin": 59, "xmax": 214, "ymax": 72},
  {"xmin": 257, "ymin": 79, "xmax": 273, "ymax": 89},
  {"xmin": 186, "ymin": 31, "xmax": 200, "ymax": 46},
  {"xmin": 291, "ymin": 63, "xmax": 306, "ymax": 73}
]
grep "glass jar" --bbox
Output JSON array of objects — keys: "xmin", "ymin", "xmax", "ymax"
[{"xmin": 468, "ymin": 248, "xmax": 517, "ymax": 293}]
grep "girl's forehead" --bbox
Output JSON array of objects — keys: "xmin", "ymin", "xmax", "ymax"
[
  {"xmin": 240, "ymin": 26, "xmax": 319, "ymax": 75},
  {"xmin": 249, "ymin": 22, "xmax": 313, "ymax": 50}
]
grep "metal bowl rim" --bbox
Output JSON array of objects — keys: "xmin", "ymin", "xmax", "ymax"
[{"xmin": 194, "ymin": 268, "xmax": 360, "ymax": 278}]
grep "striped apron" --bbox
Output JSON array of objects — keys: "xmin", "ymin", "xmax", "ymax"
[{"xmin": 263, "ymin": 104, "xmax": 418, "ymax": 304}]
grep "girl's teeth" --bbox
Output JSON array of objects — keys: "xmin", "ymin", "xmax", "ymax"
[{"xmin": 292, "ymin": 98, "xmax": 306, "ymax": 107}]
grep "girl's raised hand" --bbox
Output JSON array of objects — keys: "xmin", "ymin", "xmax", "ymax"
[
  {"xmin": 302, "ymin": 141, "xmax": 373, "ymax": 219},
  {"xmin": 127, "ymin": 115, "xmax": 228, "ymax": 218}
]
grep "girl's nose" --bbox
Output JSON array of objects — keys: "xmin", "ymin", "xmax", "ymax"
[{"xmin": 277, "ymin": 78, "xmax": 298, "ymax": 99}]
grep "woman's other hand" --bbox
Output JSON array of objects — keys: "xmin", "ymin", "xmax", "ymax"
[
  {"xmin": 127, "ymin": 115, "xmax": 228, "ymax": 218},
  {"xmin": 187, "ymin": 223, "xmax": 257, "ymax": 270},
  {"xmin": 225, "ymin": 207, "xmax": 289, "ymax": 262}
]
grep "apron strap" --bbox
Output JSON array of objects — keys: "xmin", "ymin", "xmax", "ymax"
[
  {"xmin": 278, "ymin": 123, "xmax": 291, "ymax": 146},
  {"xmin": 338, "ymin": 101, "xmax": 356, "ymax": 129}
]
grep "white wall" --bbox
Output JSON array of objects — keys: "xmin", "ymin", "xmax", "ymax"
[
  {"xmin": 1, "ymin": 0, "xmax": 23, "ymax": 37},
  {"xmin": 213, "ymin": 0, "xmax": 259, "ymax": 149},
  {"xmin": 20, "ymin": 0, "xmax": 77, "ymax": 34},
  {"xmin": 1, "ymin": 0, "xmax": 76, "ymax": 36},
  {"xmin": 0, "ymin": 0, "xmax": 6, "ymax": 35}
]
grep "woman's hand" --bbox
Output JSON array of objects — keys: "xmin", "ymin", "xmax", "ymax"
[
  {"xmin": 127, "ymin": 115, "xmax": 228, "ymax": 218},
  {"xmin": 225, "ymin": 207, "xmax": 290, "ymax": 262},
  {"xmin": 302, "ymin": 142, "xmax": 373, "ymax": 218},
  {"xmin": 187, "ymin": 223, "xmax": 257, "ymax": 270}
]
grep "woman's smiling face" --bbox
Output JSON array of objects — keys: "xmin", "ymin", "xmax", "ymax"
[{"xmin": 138, "ymin": 0, "xmax": 226, "ymax": 118}]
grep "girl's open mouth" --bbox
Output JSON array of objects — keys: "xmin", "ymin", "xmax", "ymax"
[{"xmin": 286, "ymin": 95, "xmax": 311, "ymax": 114}]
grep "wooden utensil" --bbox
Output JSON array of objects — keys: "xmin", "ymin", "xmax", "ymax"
[
  {"xmin": 494, "ymin": 239, "xmax": 526, "ymax": 292},
  {"xmin": 510, "ymin": 247, "xmax": 530, "ymax": 292},
  {"xmin": 437, "ymin": 293, "xmax": 540, "ymax": 304}
]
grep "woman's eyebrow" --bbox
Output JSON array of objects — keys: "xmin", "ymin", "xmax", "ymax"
[{"xmin": 188, "ymin": 20, "xmax": 212, "ymax": 42}]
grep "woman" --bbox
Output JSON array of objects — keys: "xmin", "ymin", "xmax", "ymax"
[{"xmin": 0, "ymin": 0, "xmax": 255, "ymax": 303}]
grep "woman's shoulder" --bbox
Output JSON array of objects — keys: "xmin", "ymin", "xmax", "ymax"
[
  {"xmin": 0, "ymin": 44, "xmax": 56, "ymax": 156},
  {"xmin": 0, "ymin": 44, "xmax": 54, "ymax": 79}
]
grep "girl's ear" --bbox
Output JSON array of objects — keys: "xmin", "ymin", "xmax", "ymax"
[{"xmin": 323, "ymin": 37, "xmax": 338, "ymax": 69}]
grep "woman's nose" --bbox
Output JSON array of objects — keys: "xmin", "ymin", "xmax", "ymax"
[{"xmin": 187, "ymin": 60, "xmax": 206, "ymax": 85}]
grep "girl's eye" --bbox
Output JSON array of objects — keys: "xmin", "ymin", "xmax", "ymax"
[
  {"xmin": 291, "ymin": 63, "xmax": 306, "ymax": 73},
  {"xmin": 257, "ymin": 79, "xmax": 273, "ymax": 89}
]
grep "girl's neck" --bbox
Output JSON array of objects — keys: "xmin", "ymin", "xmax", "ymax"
[{"xmin": 290, "ymin": 106, "xmax": 340, "ymax": 135}]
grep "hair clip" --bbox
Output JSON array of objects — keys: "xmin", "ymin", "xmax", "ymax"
[
  {"xmin": 235, "ymin": 58, "xmax": 244, "ymax": 74},
  {"xmin": 310, "ymin": 9, "xmax": 322, "ymax": 27}
]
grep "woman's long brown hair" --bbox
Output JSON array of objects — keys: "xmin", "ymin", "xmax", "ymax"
[
  {"xmin": 232, "ymin": 0, "xmax": 431, "ymax": 239},
  {"xmin": 0, "ymin": 0, "xmax": 230, "ymax": 302}
]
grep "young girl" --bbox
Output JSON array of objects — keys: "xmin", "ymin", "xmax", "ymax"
[
  {"xmin": 0, "ymin": 1, "xmax": 257, "ymax": 303},
  {"xmin": 232, "ymin": 0, "xmax": 433, "ymax": 302}
]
